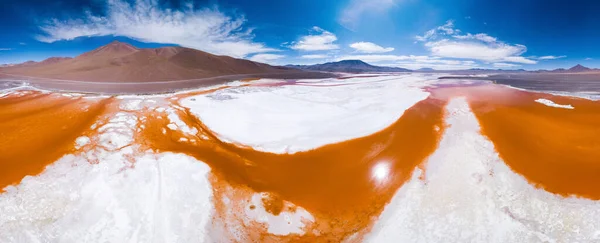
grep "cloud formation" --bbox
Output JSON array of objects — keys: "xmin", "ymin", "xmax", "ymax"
[
  {"xmin": 415, "ymin": 20, "xmax": 457, "ymax": 42},
  {"xmin": 0, "ymin": 48, "xmax": 12, "ymax": 51},
  {"xmin": 416, "ymin": 20, "xmax": 536, "ymax": 64},
  {"xmin": 425, "ymin": 40, "xmax": 535, "ymax": 64},
  {"xmin": 349, "ymin": 42, "xmax": 394, "ymax": 53},
  {"xmin": 248, "ymin": 53, "xmax": 285, "ymax": 64},
  {"xmin": 452, "ymin": 33, "xmax": 497, "ymax": 43},
  {"xmin": 537, "ymin": 55, "xmax": 566, "ymax": 60},
  {"xmin": 301, "ymin": 54, "xmax": 329, "ymax": 59},
  {"xmin": 36, "ymin": 0, "xmax": 275, "ymax": 58},
  {"xmin": 493, "ymin": 62, "xmax": 521, "ymax": 68},
  {"xmin": 290, "ymin": 27, "xmax": 339, "ymax": 51},
  {"xmin": 338, "ymin": 0, "xmax": 398, "ymax": 31}
]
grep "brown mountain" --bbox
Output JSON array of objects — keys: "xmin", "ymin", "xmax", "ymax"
[{"xmin": 1, "ymin": 41, "xmax": 293, "ymax": 82}]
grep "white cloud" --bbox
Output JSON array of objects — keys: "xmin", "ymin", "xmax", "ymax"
[
  {"xmin": 415, "ymin": 29, "xmax": 436, "ymax": 42},
  {"xmin": 437, "ymin": 20, "xmax": 457, "ymax": 35},
  {"xmin": 452, "ymin": 33, "xmax": 497, "ymax": 43},
  {"xmin": 290, "ymin": 27, "xmax": 339, "ymax": 51},
  {"xmin": 493, "ymin": 63, "xmax": 521, "ymax": 68},
  {"xmin": 301, "ymin": 54, "xmax": 329, "ymax": 59},
  {"xmin": 585, "ymin": 57, "xmax": 593, "ymax": 60},
  {"xmin": 338, "ymin": 0, "xmax": 398, "ymax": 31},
  {"xmin": 424, "ymin": 39, "xmax": 536, "ymax": 64},
  {"xmin": 19, "ymin": 42, "xmax": 27, "ymax": 45},
  {"xmin": 537, "ymin": 55, "xmax": 566, "ymax": 60},
  {"xmin": 0, "ymin": 48, "xmax": 12, "ymax": 51},
  {"xmin": 415, "ymin": 20, "xmax": 541, "ymax": 65},
  {"xmin": 415, "ymin": 20, "xmax": 458, "ymax": 42},
  {"xmin": 394, "ymin": 61, "xmax": 478, "ymax": 70},
  {"xmin": 36, "ymin": 0, "xmax": 275, "ymax": 58},
  {"xmin": 248, "ymin": 53, "xmax": 285, "ymax": 64},
  {"xmin": 336, "ymin": 54, "xmax": 431, "ymax": 63},
  {"xmin": 349, "ymin": 42, "xmax": 394, "ymax": 53}
]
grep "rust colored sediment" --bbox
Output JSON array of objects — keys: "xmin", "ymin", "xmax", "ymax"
[
  {"xmin": 0, "ymin": 91, "xmax": 112, "ymax": 190},
  {"xmin": 431, "ymin": 85, "xmax": 600, "ymax": 199},
  {"xmin": 139, "ymin": 96, "xmax": 447, "ymax": 241},
  {"xmin": 467, "ymin": 86, "xmax": 600, "ymax": 199}
]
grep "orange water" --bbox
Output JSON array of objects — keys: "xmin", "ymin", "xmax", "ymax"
[{"xmin": 0, "ymin": 91, "xmax": 112, "ymax": 189}]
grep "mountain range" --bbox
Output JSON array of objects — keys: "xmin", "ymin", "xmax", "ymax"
[
  {"xmin": 0, "ymin": 41, "xmax": 294, "ymax": 82},
  {"xmin": 1, "ymin": 41, "xmax": 598, "ymax": 82},
  {"xmin": 286, "ymin": 60, "xmax": 599, "ymax": 74},
  {"xmin": 286, "ymin": 60, "xmax": 411, "ymax": 73}
]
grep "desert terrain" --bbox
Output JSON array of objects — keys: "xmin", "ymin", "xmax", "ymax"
[{"xmin": 0, "ymin": 41, "xmax": 333, "ymax": 93}]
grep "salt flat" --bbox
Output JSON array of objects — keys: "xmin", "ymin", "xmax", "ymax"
[{"xmin": 1, "ymin": 73, "xmax": 599, "ymax": 243}]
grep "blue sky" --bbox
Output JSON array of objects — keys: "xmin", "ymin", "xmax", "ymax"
[{"xmin": 1, "ymin": 0, "xmax": 599, "ymax": 70}]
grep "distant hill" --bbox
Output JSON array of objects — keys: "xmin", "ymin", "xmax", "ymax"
[
  {"xmin": 567, "ymin": 64, "xmax": 592, "ymax": 72},
  {"xmin": 542, "ymin": 64, "xmax": 596, "ymax": 73},
  {"xmin": 1, "ymin": 41, "xmax": 296, "ymax": 82},
  {"xmin": 287, "ymin": 60, "xmax": 411, "ymax": 73}
]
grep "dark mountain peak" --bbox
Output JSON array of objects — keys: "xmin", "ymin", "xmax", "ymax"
[
  {"xmin": 337, "ymin": 60, "xmax": 370, "ymax": 65},
  {"xmin": 568, "ymin": 64, "xmax": 591, "ymax": 72}
]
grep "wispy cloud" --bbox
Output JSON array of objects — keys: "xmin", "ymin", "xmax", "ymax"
[
  {"xmin": 248, "ymin": 53, "xmax": 285, "ymax": 64},
  {"xmin": 338, "ymin": 0, "xmax": 398, "ymax": 31},
  {"xmin": 537, "ymin": 55, "xmax": 566, "ymax": 60},
  {"xmin": 36, "ymin": 0, "xmax": 276, "ymax": 58},
  {"xmin": 415, "ymin": 20, "xmax": 536, "ymax": 64},
  {"xmin": 336, "ymin": 54, "xmax": 428, "ymax": 62},
  {"xmin": 585, "ymin": 57, "xmax": 593, "ymax": 60},
  {"xmin": 349, "ymin": 42, "xmax": 394, "ymax": 53},
  {"xmin": 415, "ymin": 20, "xmax": 457, "ymax": 42},
  {"xmin": 290, "ymin": 27, "xmax": 339, "ymax": 51},
  {"xmin": 301, "ymin": 54, "xmax": 329, "ymax": 59},
  {"xmin": 493, "ymin": 63, "xmax": 521, "ymax": 68},
  {"xmin": 394, "ymin": 61, "xmax": 478, "ymax": 70},
  {"xmin": 452, "ymin": 33, "xmax": 497, "ymax": 43},
  {"xmin": 0, "ymin": 48, "xmax": 12, "ymax": 51}
]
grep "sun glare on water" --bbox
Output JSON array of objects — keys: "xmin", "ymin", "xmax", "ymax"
[{"xmin": 372, "ymin": 162, "xmax": 391, "ymax": 183}]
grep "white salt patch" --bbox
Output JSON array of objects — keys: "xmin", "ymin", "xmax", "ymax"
[
  {"xmin": 96, "ymin": 112, "xmax": 137, "ymax": 150},
  {"xmin": 244, "ymin": 193, "xmax": 314, "ymax": 236},
  {"xmin": 120, "ymin": 99, "xmax": 144, "ymax": 111},
  {"xmin": 74, "ymin": 136, "xmax": 90, "ymax": 149},
  {"xmin": 366, "ymin": 97, "xmax": 600, "ymax": 243},
  {"xmin": 535, "ymin": 98, "xmax": 574, "ymax": 109},
  {"xmin": 0, "ymin": 151, "xmax": 213, "ymax": 243},
  {"xmin": 0, "ymin": 108, "xmax": 214, "ymax": 243},
  {"xmin": 180, "ymin": 76, "xmax": 432, "ymax": 153},
  {"xmin": 166, "ymin": 108, "xmax": 198, "ymax": 135}
]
